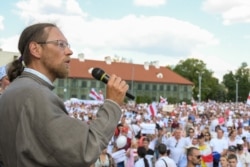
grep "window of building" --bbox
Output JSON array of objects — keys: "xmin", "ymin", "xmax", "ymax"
[
  {"xmin": 137, "ymin": 84, "xmax": 142, "ymax": 90},
  {"xmin": 71, "ymin": 79, "xmax": 77, "ymax": 87},
  {"xmin": 81, "ymin": 95, "xmax": 86, "ymax": 99},
  {"xmin": 167, "ymin": 85, "xmax": 171, "ymax": 91},
  {"xmin": 152, "ymin": 84, "xmax": 157, "ymax": 91},
  {"xmin": 91, "ymin": 80, "xmax": 96, "ymax": 88},
  {"xmin": 145, "ymin": 84, "xmax": 150, "ymax": 90},
  {"xmin": 159, "ymin": 85, "xmax": 164, "ymax": 91},
  {"xmin": 81, "ymin": 80, "xmax": 87, "ymax": 88},
  {"xmin": 173, "ymin": 85, "xmax": 177, "ymax": 91},
  {"xmin": 184, "ymin": 85, "xmax": 188, "ymax": 92},
  {"xmin": 71, "ymin": 94, "xmax": 77, "ymax": 98},
  {"xmin": 58, "ymin": 79, "xmax": 64, "ymax": 87},
  {"xmin": 100, "ymin": 82, "xmax": 105, "ymax": 88}
]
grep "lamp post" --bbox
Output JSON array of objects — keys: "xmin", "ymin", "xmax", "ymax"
[
  {"xmin": 235, "ymin": 79, "xmax": 239, "ymax": 103},
  {"xmin": 197, "ymin": 72, "xmax": 203, "ymax": 103}
]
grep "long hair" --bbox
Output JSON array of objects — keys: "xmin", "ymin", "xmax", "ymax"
[{"xmin": 7, "ymin": 23, "xmax": 57, "ymax": 82}]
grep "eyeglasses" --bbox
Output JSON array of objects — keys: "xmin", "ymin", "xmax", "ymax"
[
  {"xmin": 195, "ymin": 155, "xmax": 202, "ymax": 159},
  {"xmin": 37, "ymin": 40, "xmax": 70, "ymax": 49}
]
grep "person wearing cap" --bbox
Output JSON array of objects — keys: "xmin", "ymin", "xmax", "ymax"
[
  {"xmin": 0, "ymin": 65, "xmax": 10, "ymax": 95},
  {"xmin": 155, "ymin": 143, "xmax": 176, "ymax": 167},
  {"xmin": 197, "ymin": 133, "xmax": 213, "ymax": 167}
]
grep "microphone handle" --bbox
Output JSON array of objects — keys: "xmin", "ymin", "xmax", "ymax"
[
  {"xmin": 100, "ymin": 74, "xmax": 135, "ymax": 100},
  {"xmin": 126, "ymin": 92, "xmax": 135, "ymax": 100}
]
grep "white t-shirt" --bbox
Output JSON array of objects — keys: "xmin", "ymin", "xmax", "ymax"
[
  {"xmin": 166, "ymin": 137, "xmax": 189, "ymax": 164},
  {"xmin": 210, "ymin": 137, "xmax": 228, "ymax": 154},
  {"xmin": 155, "ymin": 156, "xmax": 177, "ymax": 167},
  {"xmin": 134, "ymin": 157, "xmax": 153, "ymax": 167}
]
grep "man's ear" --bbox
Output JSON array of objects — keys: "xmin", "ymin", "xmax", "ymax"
[{"xmin": 29, "ymin": 42, "xmax": 42, "ymax": 59}]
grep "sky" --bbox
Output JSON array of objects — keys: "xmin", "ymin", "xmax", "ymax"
[{"xmin": 0, "ymin": 0, "xmax": 250, "ymax": 82}]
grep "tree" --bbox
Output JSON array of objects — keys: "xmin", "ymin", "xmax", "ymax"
[
  {"xmin": 172, "ymin": 58, "xmax": 227, "ymax": 102},
  {"xmin": 223, "ymin": 62, "xmax": 250, "ymax": 102}
]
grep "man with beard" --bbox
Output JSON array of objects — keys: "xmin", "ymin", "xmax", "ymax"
[
  {"xmin": 186, "ymin": 146, "xmax": 202, "ymax": 167},
  {"xmin": 0, "ymin": 23, "xmax": 129, "ymax": 167}
]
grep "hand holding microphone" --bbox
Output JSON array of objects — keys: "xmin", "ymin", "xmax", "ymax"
[{"xmin": 91, "ymin": 68, "xmax": 135, "ymax": 105}]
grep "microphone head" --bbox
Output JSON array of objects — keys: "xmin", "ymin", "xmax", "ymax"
[{"xmin": 91, "ymin": 67, "xmax": 105, "ymax": 80}]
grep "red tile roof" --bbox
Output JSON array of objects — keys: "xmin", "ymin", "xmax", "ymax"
[{"xmin": 68, "ymin": 58, "xmax": 193, "ymax": 85}]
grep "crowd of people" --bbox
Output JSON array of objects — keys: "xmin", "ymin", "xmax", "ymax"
[{"xmin": 65, "ymin": 98, "xmax": 250, "ymax": 167}]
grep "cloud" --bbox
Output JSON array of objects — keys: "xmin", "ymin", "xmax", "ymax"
[
  {"xmin": 189, "ymin": 50, "xmax": 236, "ymax": 81},
  {"xmin": 0, "ymin": 35, "xmax": 19, "ymax": 52},
  {"xmin": 13, "ymin": 0, "xmax": 219, "ymax": 57},
  {"xmin": 133, "ymin": 0, "xmax": 167, "ymax": 7},
  {"xmin": 62, "ymin": 14, "xmax": 219, "ymax": 59},
  {"xmin": 0, "ymin": 15, "xmax": 4, "ymax": 30},
  {"xmin": 202, "ymin": 0, "xmax": 250, "ymax": 25},
  {"xmin": 2, "ymin": 0, "xmax": 219, "ymax": 71},
  {"xmin": 15, "ymin": 0, "xmax": 87, "ymax": 24}
]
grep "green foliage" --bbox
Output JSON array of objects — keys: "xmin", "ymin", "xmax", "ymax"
[
  {"xmin": 135, "ymin": 95, "xmax": 152, "ymax": 104},
  {"xmin": 172, "ymin": 58, "xmax": 227, "ymax": 102},
  {"xmin": 222, "ymin": 62, "xmax": 250, "ymax": 102}
]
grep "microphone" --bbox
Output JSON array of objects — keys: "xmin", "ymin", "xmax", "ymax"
[{"xmin": 91, "ymin": 67, "xmax": 135, "ymax": 100}]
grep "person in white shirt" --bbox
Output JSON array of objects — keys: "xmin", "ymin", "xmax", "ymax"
[
  {"xmin": 210, "ymin": 128, "xmax": 228, "ymax": 167},
  {"xmin": 185, "ymin": 128, "xmax": 196, "ymax": 146},
  {"xmin": 236, "ymin": 127, "xmax": 247, "ymax": 140},
  {"xmin": 166, "ymin": 128, "xmax": 189, "ymax": 166},
  {"xmin": 235, "ymin": 139, "xmax": 250, "ymax": 167},
  {"xmin": 228, "ymin": 130, "xmax": 239, "ymax": 147},
  {"xmin": 134, "ymin": 146, "xmax": 152, "ymax": 167},
  {"xmin": 155, "ymin": 143, "xmax": 177, "ymax": 167},
  {"xmin": 210, "ymin": 128, "xmax": 228, "ymax": 156}
]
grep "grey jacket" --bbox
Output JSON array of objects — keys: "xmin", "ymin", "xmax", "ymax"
[{"xmin": 0, "ymin": 72, "xmax": 122, "ymax": 167}]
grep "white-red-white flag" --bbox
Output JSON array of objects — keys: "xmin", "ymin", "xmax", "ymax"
[
  {"xmin": 191, "ymin": 97, "xmax": 197, "ymax": 111},
  {"xmin": 89, "ymin": 88, "xmax": 102, "ymax": 101},
  {"xmin": 159, "ymin": 96, "xmax": 167, "ymax": 104},
  {"xmin": 247, "ymin": 92, "xmax": 250, "ymax": 106},
  {"xmin": 99, "ymin": 90, "xmax": 104, "ymax": 101},
  {"xmin": 147, "ymin": 102, "xmax": 158, "ymax": 117}
]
